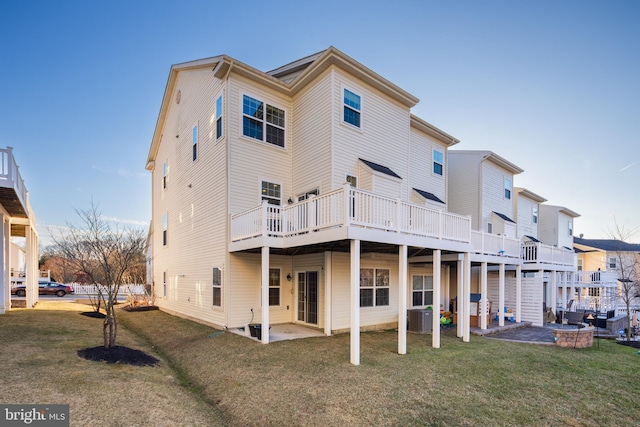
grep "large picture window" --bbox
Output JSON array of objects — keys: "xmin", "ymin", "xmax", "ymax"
[
  {"xmin": 412, "ymin": 275, "xmax": 433, "ymax": 307},
  {"xmin": 343, "ymin": 89, "xmax": 361, "ymax": 128},
  {"xmin": 360, "ymin": 268, "xmax": 389, "ymax": 307},
  {"xmin": 242, "ymin": 95, "xmax": 285, "ymax": 147}
]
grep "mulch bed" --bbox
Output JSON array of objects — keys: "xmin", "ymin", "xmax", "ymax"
[
  {"xmin": 122, "ymin": 305, "xmax": 159, "ymax": 312},
  {"xmin": 617, "ymin": 340, "xmax": 640, "ymax": 349},
  {"xmin": 77, "ymin": 346, "xmax": 160, "ymax": 366}
]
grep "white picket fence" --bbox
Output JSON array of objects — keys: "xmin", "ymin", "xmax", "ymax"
[{"xmin": 71, "ymin": 284, "xmax": 147, "ymax": 296}]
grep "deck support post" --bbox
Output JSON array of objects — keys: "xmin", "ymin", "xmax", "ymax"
[
  {"xmin": 480, "ymin": 262, "xmax": 488, "ymax": 330},
  {"xmin": 398, "ymin": 244, "xmax": 407, "ymax": 355},
  {"xmin": 261, "ymin": 246, "xmax": 270, "ymax": 344},
  {"xmin": 432, "ymin": 249, "xmax": 441, "ymax": 348},
  {"xmin": 516, "ymin": 265, "xmax": 522, "ymax": 323},
  {"xmin": 0, "ymin": 215, "xmax": 5, "ymax": 314},
  {"xmin": 456, "ymin": 258, "xmax": 463, "ymax": 338},
  {"xmin": 463, "ymin": 252, "xmax": 471, "ymax": 342},
  {"xmin": 498, "ymin": 263, "xmax": 505, "ymax": 327},
  {"xmin": 324, "ymin": 251, "xmax": 332, "ymax": 336},
  {"xmin": 350, "ymin": 239, "xmax": 360, "ymax": 365}
]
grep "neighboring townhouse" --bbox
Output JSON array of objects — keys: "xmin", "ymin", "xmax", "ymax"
[
  {"xmin": 538, "ymin": 205, "xmax": 579, "ymax": 250},
  {"xmin": 447, "ymin": 152, "xmax": 578, "ymax": 326},
  {"xmin": 146, "ymin": 47, "xmax": 582, "ymax": 364},
  {"xmin": 0, "ymin": 147, "xmax": 39, "ymax": 313},
  {"xmin": 573, "ymin": 237, "xmax": 640, "ymax": 311}
]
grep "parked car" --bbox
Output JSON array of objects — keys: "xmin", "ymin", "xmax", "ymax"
[{"xmin": 11, "ymin": 282, "xmax": 74, "ymax": 297}]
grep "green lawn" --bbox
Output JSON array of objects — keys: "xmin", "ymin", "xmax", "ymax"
[{"xmin": 2, "ymin": 302, "xmax": 639, "ymax": 426}]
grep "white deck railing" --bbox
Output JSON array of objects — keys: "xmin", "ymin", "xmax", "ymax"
[
  {"xmin": 572, "ymin": 270, "xmax": 619, "ymax": 286},
  {"xmin": 0, "ymin": 147, "xmax": 27, "ymax": 212},
  {"xmin": 231, "ymin": 185, "xmax": 472, "ymax": 244},
  {"xmin": 470, "ymin": 230, "xmax": 521, "ymax": 258},
  {"xmin": 521, "ymin": 241, "xmax": 576, "ymax": 267}
]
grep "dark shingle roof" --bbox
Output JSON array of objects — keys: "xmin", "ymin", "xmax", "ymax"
[
  {"xmin": 492, "ymin": 211, "xmax": 515, "ymax": 223},
  {"xmin": 413, "ymin": 188, "xmax": 445, "ymax": 204},
  {"xmin": 524, "ymin": 235, "xmax": 540, "ymax": 243},
  {"xmin": 358, "ymin": 158, "xmax": 402, "ymax": 179},
  {"xmin": 573, "ymin": 237, "xmax": 640, "ymax": 252}
]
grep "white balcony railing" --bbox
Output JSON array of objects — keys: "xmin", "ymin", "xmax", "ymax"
[
  {"xmin": 0, "ymin": 147, "xmax": 27, "ymax": 212},
  {"xmin": 521, "ymin": 241, "xmax": 576, "ymax": 267},
  {"xmin": 470, "ymin": 230, "xmax": 521, "ymax": 258},
  {"xmin": 231, "ymin": 185, "xmax": 471, "ymax": 245}
]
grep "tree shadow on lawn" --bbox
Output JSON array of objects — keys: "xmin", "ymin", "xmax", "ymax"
[{"xmin": 617, "ymin": 340, "xmax": 640, "ymax": 349}]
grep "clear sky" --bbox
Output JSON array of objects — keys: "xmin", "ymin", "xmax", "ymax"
[{"xmin": 1, "ymin": 0, "xmax": 639, "ymax": 247}]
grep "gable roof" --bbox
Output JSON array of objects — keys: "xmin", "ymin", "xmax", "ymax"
[
  {"xmin": 359, "ymin": 159, "xmax": 402, "ymax": 179},
  {"xmin": 147, "ymin": 47, "xmax": 420, "ymax": 169},
  {"xmin": 573, "ymin": 237, "xmax": 640, "ymax": 252},
  {"xmin": 413, "ymin": 188, "xmax": 445, "ymax": 204},
  {"xmin": 450, "ymin": 150, "xmax": 524, "ymax": 175},
  {"xmin": 514, "ymin": 187, "xmax": 547, "ymax": 203}
]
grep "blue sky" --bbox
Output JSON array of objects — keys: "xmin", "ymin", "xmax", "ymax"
[{"xmin": 1, "ymin": 0, "xmax": 639, "ymax": 246}]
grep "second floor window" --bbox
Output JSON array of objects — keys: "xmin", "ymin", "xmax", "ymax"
[
  {"xmin": 242, "ymin": 95, "xmax": 285, "ymax": 147},
  {"xmin": 532, "ymin": 206, "xmax": 538, "ymax": 224},
  {"xmin": 504, "ymin": 177, "xmax": 512, "ymax": 200},
  {"xmin": 568, "ymin": 220, "xmax": 573, "ymax": 237},
  {"xmin": 163, "ymin": 161, "xmax": 167, "ymax": 190},
  {"xmin": 433, "ymin": 149, "xmax": 444, "ymax": 176},
  {"xmin": 343, "ymin": 89, "xmax": 361, "ymax": 128},
  {"xmin": 162, "ymin": 213, "xmax": 168, "ymax": 246},
  {"xmin": 608, "ymin": 257, "xmax": 617, "ymax": 269}
]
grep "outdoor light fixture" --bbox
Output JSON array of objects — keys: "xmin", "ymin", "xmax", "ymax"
[{"xmin": 287, "ymin": 273, "xmax": 292, "ymax": 281}]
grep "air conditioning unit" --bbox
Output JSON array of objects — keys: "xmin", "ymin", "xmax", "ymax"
[{"xmin": 408, "ymin": 309, "xmax": 433, "ymax": 333}]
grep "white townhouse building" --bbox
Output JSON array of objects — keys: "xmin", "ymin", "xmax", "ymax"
[
  {"xmin": 0, "ymin": 147, "xmax": 39, "ymax": 313},
  {"xmin": 146, "ymin": 47, "xmax": 583, "ymax": 364}
]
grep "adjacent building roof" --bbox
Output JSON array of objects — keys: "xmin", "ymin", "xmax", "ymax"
[
  {"xmin": 574, "ymin": 237, "xmax": 640, "ymax": 252},
  {"xmin": 359, "ymin": 159, "xmax": 402, "ymax": 179},
  {"xmin": 514, "ymin": 187, "xmax": 547, "ymax": 203},
  {"xmin": 413, "ymin": 188, "xmax": 445, "ymax": 204}
]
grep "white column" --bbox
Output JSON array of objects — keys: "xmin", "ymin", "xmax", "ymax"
[
  {"xmin": 324, "ymin": 251, "xmax": 332, "ymax": 336},
  {"xmin": 561, "ymin": 272, "xmax": 567, "ymax": 310},
  {"xmin": 350, "ymin": 239, "xmax": 360, "ymax": 366},
  {"xmin": 261, "ymin": 246, "xmax": 270, "ymax": 344},
  {"xmin": 480, "ymin": 262, "xmax": 488, "ymax": 330},
  {"xmin": 550, "ymin": 270, "xmax": 557, "ymax": 314},
  {"xmin": 0, "ymin": 215, "xmax": 5, "ymax": 314},
  {"xmin": 398, "ymin": 245, "xmax": 407, "ymax": 355},
  {"xmin": 456, "ymin": 259, "xmax": 463, "ymax": 338},
  {"xmin": 432, "ymin": 249, "xmax": 441, "ymax": 348},
  {"xmin": 25, "ymin": 225, "xmax": 35, "ymax": 309},
  {"xmin": 463, "ymin": 252, "xmax": 471, "ymax": 342},
  {"xmin": 498, "ymin": 263, "xmax": 505, "ymax": 327},
  {"xmin": 516, "ymin": 265, "xmax": 522, "ymax": 323}
]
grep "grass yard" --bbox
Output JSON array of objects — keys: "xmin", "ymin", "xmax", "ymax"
[{"xmin": 2, "ymin": 302, "xmax": 639, "ymax": 426}]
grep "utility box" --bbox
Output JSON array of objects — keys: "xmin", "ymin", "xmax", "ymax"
[{"xmin": 408, "ymin": 309, "xmax": 433, "ymax": 333}]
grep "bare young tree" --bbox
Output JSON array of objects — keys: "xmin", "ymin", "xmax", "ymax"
[
  {"xmin": 52, "ymin": 203, "xmax": 145, "ymax": 348},
  {"xmin": 607, "ymin": 220, "xmax": 640, "ymax": 342}
]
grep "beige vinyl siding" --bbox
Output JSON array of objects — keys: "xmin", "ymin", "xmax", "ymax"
[
  {"xmin": 330, "ymin": 252, "xmax": 400, "ymax": 332},
  {"xmin": 331, "ymin": 69, "xmax": 411, "ymax": 199},
  {"xmin": 408, "ymin": 128, "xmax": 447, "ymax": 207},
  {"xmin": 516, "ymin": 194, "xmax": 538, "ymax": 239},
  {"xmin": 228, "ymin": 75, "xmax": 292, "ymax": 214},
  {"xmin": 151, "ymin": 68, "xmax": 228, "ymax": 327},
  {"xmin": 291, "ymin": 70, "xmax": 333, "ymax": 196},
  {"xmin": 227, "ymin": 253, "xmax": 294, "ymax": 328},
  {"xmin": 448, "ymin": 152, "xmax": 482, "ymax": 230},
  {"xmin": 481, "ymin": 161, "xmax": 515, "ymax": 233}
]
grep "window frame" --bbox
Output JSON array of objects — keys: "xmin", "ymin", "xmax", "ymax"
[
  {"xmin": 163, "ymin": 161, "xmax": 167, "ymax": 190},
  {"xmin": 433, "ymin": 149, "xmax": 444, "ymax": 176},
  {"xmin": 162, "ymin": 213, "xmax": 168, "ymax": 246},
  {"xmin": 241, "ymin": 94, "xmax": 286, "ymax": 148},
  {"xmin": 192, "ymin": 122, "xmax": 199, "ymax": 161},
  {"xmin": 412, "ymin": 275, "xmax": 434, "ymax": 308},
  {"xmin": 163, "ymin": 271, "xmax": 167, "ymax": 297},
  {"xmin": 608, "ymin": 257, "xmax": 617, "ymax": 269},
  {"xmin": 343, "ymin": 88, "xmax": 362, "ymax": 129},
  {"xmin": 212, "ymin": 267, "xmax": 222, "ymax": 307},
  {"xmin": 260, "ymin": 180, "xmax": 282, "ymax": 206},
  {"xmin": 215, "ymin": 95, "xmax": 223, "ymax": 140},
  {"xmin": 296, "ymin": 188, "xmax": 319, "ymax": 202},
  {"xmin": 504, "ymin": 177, "xmax": 512, "ymax": 200},
  {"xmin": 268, "ymin": 268, "xmax": 281, "ymax": 306},
  {"xmin": 359, "ymin": 268, "xmax": 390, "ymax": 308},
  {"xmin": 568, "ymin": 220, "xmax": 573, "ymax": 237},
  {"xmin": 532, "ymin": 206, "xmax": 538, "ymax": 224}
]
